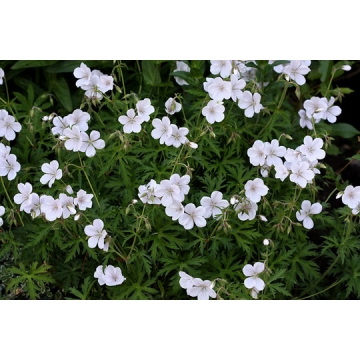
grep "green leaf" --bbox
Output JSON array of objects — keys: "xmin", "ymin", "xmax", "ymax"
[
  {"xmin": 11, "ymin": 60, "xmax": 58, "ymax": 69},
  {"xmin": 50, "ymin": 76, "xmax": 73, "ymax": 112},
  {"xmin": 328, "ymin": 123, "xmax": 360, "ymax": 139},
  {"xmin": 318, "ymin": 60, "xmax": 333, "ymax": 83},
  {"xmin": 142, "ymin": 60, "xmax": 161, "ymax": 86}
]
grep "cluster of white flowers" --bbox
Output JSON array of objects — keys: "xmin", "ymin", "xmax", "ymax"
[
  {"xmin": 73, "ymin": 63, "xmax": 114, "ymax": 100},
  {"xmin": 0, "ymin": 109, "xmax": 22, "ymax": 141},
  {"xmin": 13, "ymin": 180, "xmax": 93, "ymax": 221},
  {"xmin": 0, "ymin": 142, "xmax": 21, "ymax": 180},
  {"xmin": 296, "ymin": 200, "xmax": 322, "ymax": 229},
  {"xmin": 231, "ymin": 178, "xmax": 269, "ymax": 221},
  {"xmin": 299, "ymin": 96, "xmax": 342, "ymax": 129},
  {"xmin": 118, "ymin": 98, "xmax": 155, "ymax": 134},
  {"xmin": 0, "ymin": 205, "xmax": 5, "ymax": 226},
  {"xmin": 50, "ymin": 109, "xmax": 105, "ymax": 157},
  {"xmin": 202, "ymin": 60, "xmax": 263, "ymax": 122},
  {"xmin": 272, "ymin": 60, "xmax": 311, "ymax": 86},
  {"xmin": 242, "ymin": 262, "xmax": 266, "ymax": 299},
  {"xmin": 138, "ymin": 175, "xmax": 229, "ymax": 230},
  {"xmin": 248, "ymin": 136, "xmax": 325, "ymax": 189},
  {"xmin": 94, "ymin": 265, "xmax": 126, "ymax": 286},
  {"xmin": 179, "ymin": 271, "xmax": 216, "ymax": 300}
]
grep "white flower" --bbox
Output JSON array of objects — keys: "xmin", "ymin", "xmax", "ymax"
[
  {"xmin": 84, "ymin": 219, "xmax": 107, "ymax": 249},
  {"xmin": 165, "ymin": 97, "xmax": 182, "ymax": 115},
  {"xmin": 165, "ymin": 125, "xmax": 189, "ymax": 148},
  {"xmin": 296, "ymin": 200, "xmax": 322, "ymax": 229},
  {"xmin": 94, "ymin": 265, "xmax": 126, "ymax": 286},
  {"xmin": 200, "ymin": 191, "xmax": 229, "ymax": 219},
  {"xmin": 244, "ymin": 178, "xmax": 269, "ymax": 203},
  {"xmin": 247, "ymin": 140, "xmax": 266, "ymax": 166},
  {"xmin": 178, "ymin": 203, "xmax": 206, "ymax": 230},
  {"xmin": 233, "ymin": 197, "xmax": 258, "ymax": 221},
  {"xmin": 0, "ymin": 154, "xmax": 21, "ymax": 181},
  {"xmin": 0, "ymin": 115, "xmax": 22, "ymax": 141},
  {"xmin": 154, "ymin": 179, "xmax": 182, "ymax": 206},
  {"xmin": 0, "ymin": 143, "xmax": 11, "ymax": 160},
  {"xmin": 66, "ymin": 109, "xmax": 90, "ymax": 131},
  {"xmin": 52, "ymin": 116, "xmax": 70, "ymax": 136},
  {"xmin": 207, "ymin": 77, "xmax": 232, "ymax": 101},
  {"xmin": 59, "ymin": 193, "xmax": 76, "ymax": 219},
  {"xmin": 165, "ymin": 200, "xmax": 184, "ymax": 220},
  {"xmin": 99, "ymin": 75, "xmax": 114, "ymax": 93},
  {"xmin": 202, "ymin": 99, "xmax": 225, "ymax": 124},
  {"xmin": 169, "ymin": 174, "xmax": 190, "ymax": 198},
  {"xmin": 283, "ymin": 60, "xmax": 311, "ymax": 85},
  {"xmin": 41, "ymin": 195, "xmax": 63, "ymax": 221},
  {"xmin": 61, "ymin": 126, "xmax": 84, "ymax": 151},
  {"xmin": 299, "ymin": 109, "xmax": 314, "ymax": 130},
  {"xmin": 274, "ymin": 163, "xmax": 290, "ymax": 181},
  {"xmin": 80, "ymin": 130, "xmax": 105, "ymax": 157},
  {"xmin": 0, "ymin": 68, "xmax": 4, "ymax": 85},
  {"xmin": 179, "ymin": 271, "xmax": 194, "ymax": 290},
  {"xmin": 94, "ymin": 265, "xmax": 106, "ymax": 286},
  {"xmin": 81, "ymin": 74, "xmax": 103, "ymax": 99},
  {"xmin": 151, "ymin": 117, "xmax": 172, "ymax": 144},
  {"xmin": 118, "ymin": 108, "xmax": 144, "ymax": 134},
  {"xmin": 298, "ymin": 136, "xmax": 326, "ymax": 162},
  {"xmin": 264, "ymin": 139, "xmax": 286, "ymax": 167},
  {"xmin": 23, "ymin": 193, "xmax": 43, "ymax": 218},
  {"xmin": 187, "ymin": 278, "xmax": 216, "ymax": 300},
  {"xmin": 342, "ymin": 185, "xmax": 360, "ymax": 209},
  {"xmin": 321, "ymin": 97, "xmax": 341, "ymax": 123},
  {"xmin": 289, "ymin": 161, "xmax": 315, "ymax": 188},
  {"xmin": 238, "ymin": 91, "xmax": 263, "ymax": 118},
  {"xmin": 74, "ymin": 189, "xmax": 93, "ymax": 210},
  {"xmin": 13, "ymin": 182, "xmax": 34, "ymax": 211},
  {"xmin": 138, "ymin": 179, "xmax": 161, "ymax": 204},
  {"xmin": 40, "ymin": 160, "xmax": 62, "ymax": 188},
  {"xmin": 230, "ymin": 73, "xmax": 246, "ymax": 102},
  {"xmin": 304, "ymin": 97, "xmax": 327, "ymax": 120},
  {"xmin": 74, "ymin": 62, "xmax": 92, "ymax": 87},
  {"xmin": 210, "ymin": 60, "xmax": 232, "ymax": 78},
  {"xmin": 136, "ymin": 98, "xmax": 155, "ymax": 122},
  {"xmin": 0, "ymin": 205, "xmax": 4, "ymax": 226},
  {"xmin": 174, "ymin": 61, "xmax": 190, "ymax": 86},
  {"xmin": 103, "ymin": 265, "xmax": 126, "ymax": 286},
  {"xmin": 243, "ymin": 262, "xmax": 265, "ymax": 291}
]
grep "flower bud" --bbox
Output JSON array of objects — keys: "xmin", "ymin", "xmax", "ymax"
[
  {"xmin": 342, "ymin": 65, "xmax": 351, "ymax": 71},
  {"xmin": 263, "ymin": 239, "xmax": 270, "ymax": 246}
]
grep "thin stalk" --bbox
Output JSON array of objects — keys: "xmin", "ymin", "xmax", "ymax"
[
  {"xmin": 77, "ymin": 153, "xmax": 100, "ymax": 208},
  {"xmin": 1, "ymin": 177, "xmax": 24, "ymax": 226},
  {"xmin": 126, "ymin": 203, "xmax": 147, "ymax": 261}
]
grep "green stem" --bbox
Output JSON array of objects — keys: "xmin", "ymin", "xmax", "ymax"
[
  {"xmin": 126, "ymin": 204, "xmax": 146, "ymax": 260},
  {"xmin": 297, "ymin": 279, "xmax": 343, "ymax": 300},
  {"xmin": 1, "ymin": 177, "xmax": 24, "ymax": 227},
  {"xmin": 77, "ymin": 154, "xmax": 100, "ymax": 208},
  {"xmin": 277, "ymin": 82, "xmax": 289, "ymax": 110}
]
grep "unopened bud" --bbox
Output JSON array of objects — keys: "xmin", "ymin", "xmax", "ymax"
[
  {"xmin": 336, "ymin": 191, "xmax": 343, "ymax": 199},
  {"xmin": 263, "ymin": 239, "xmax": 270, "ymax": 246},
  {"xmin": 74, "ymin": 214, "xmax": 80, "ymax": 221},
  {"xmin": 342, "ymin": 65, "xmax": 351, "ymax": 71},
  {"xmin": 259, "ymin": 215, "xmax": 268, "ymax": 222}
]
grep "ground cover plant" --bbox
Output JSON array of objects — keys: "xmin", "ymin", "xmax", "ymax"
[{"xmin": 0, "ymin": 59, "xmax": 359, "ymax": 300}]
